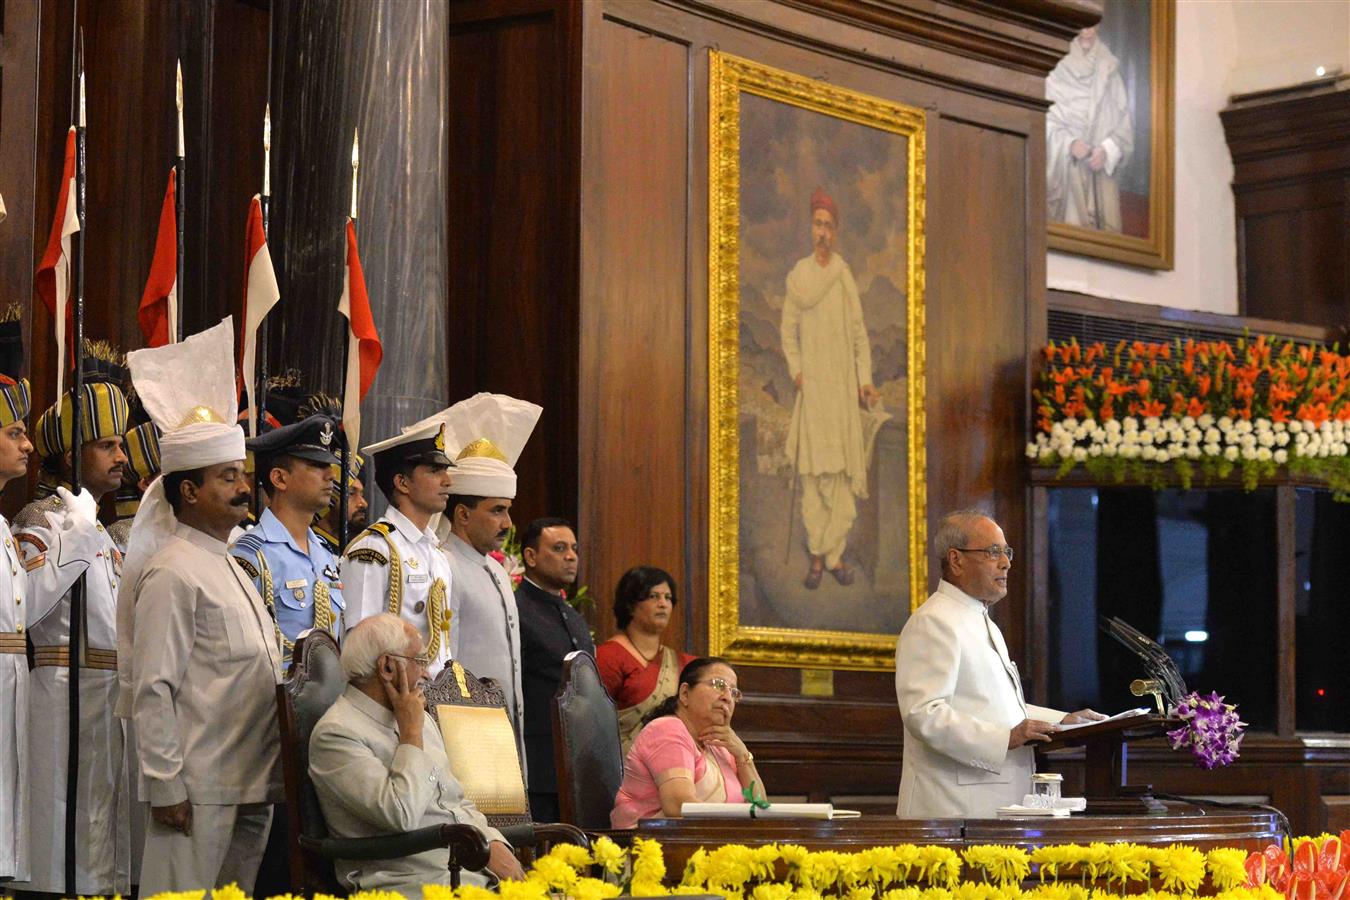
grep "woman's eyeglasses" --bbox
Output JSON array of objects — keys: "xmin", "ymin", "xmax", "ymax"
[{"xmin": 699, "ymin": 676, "xmax": 743, "ymax": 701}]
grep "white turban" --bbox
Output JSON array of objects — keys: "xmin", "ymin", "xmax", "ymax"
[
  {"xmin": 116, "ymin": 317, "xmax": 245, "ymax": 716},
  {"xmin": 159, "ymin": 421, "xmax": 247, "ymax": 474},
  {"xmin": 405, "ymin": 393, "xmax": 542, "ymax": 499},
  {"xmin": 447, "ymin": 456, "xmax": 518, "ymax": 499}
]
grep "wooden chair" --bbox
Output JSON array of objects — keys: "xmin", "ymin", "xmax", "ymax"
[
  {"xmin": 427, "ymin": 660, "xmax": 589, "ymax": 857},
  {"xmin": 552, "ymin": 650, "xmax": 625, "ymax": 830},
  {"xmin": 276, "ymin": 632, "xmax": 492, "ymax": 893}
]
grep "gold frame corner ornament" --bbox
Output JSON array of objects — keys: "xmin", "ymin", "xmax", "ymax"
[
  {"xmin": 707, "ymin": 51, "xmax": 927, "ymax": 672},
  {"xmin": 1047, "ymin": 0, "xmax": 1176, "ymax": 270}
]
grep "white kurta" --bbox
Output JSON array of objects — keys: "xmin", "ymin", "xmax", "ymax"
[
  {"xmin": 1046, "ymin": 34, "xmax": 1134, "ymax": 232},
  {"xmin": 342, "ymin": 507, "xmax": 458, "ymax": 676},
  {"xmin": 895, "ymin": 580, "xmax": 1064, "ymax": 818},
  {"xmin": 443, "ymin": 533, "xmax": 525, "ymax": 779},
  {"xmin": 11, "ymin": 495, "xmax": 129, "ymax": 894},
  {"xmin": 781, "ymin": 252, "xmax": 873, "ymax": 489},
  {"xmin": 0, "ymin": 516, "xmax": 30, "ymax": 882},
  {"xmin": 780, "ymin": 252, "xmax": 874, "ymax": 565},
  {"xmin": 309, "ymin": 687, "xmax": 506, "ymax": 897}
]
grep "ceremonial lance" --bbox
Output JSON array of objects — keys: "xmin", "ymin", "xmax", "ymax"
[
  {"xmin": 174, "ymin": 60, "xmax": 185, "ymax": 342},
  {"xmin": 65, "ymin": 34, "xmax": 89, "ymax": 895},
  {"xmin": 339, "ymin": 129, "xmax": 358, "ymax": 550},
  {"xmin": 252, "ymin": 105, "xmax": 272, "ymax": 516}
]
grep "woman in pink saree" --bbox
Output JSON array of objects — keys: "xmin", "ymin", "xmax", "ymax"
[{"xmin": 610, "ymin": 657, "xmax": 765, "ymax": 828}]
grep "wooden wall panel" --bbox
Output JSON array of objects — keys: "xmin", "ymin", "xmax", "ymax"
[
  {"xmin": 1222, "ymin": 84, "xmax": 1350, "ymax": 330},
  {"xmin": 446, "ymin": 0, "xmax": 582, "ymax": 533},
  {"xmin": 1242, "ymin": 202, "xmax": 1347, "ymax": 331},
  {"xmin": 577, "ymin": 0, "xmax": 1057, "ymax": 801},
  {"xmin": 923, "ymin": 116, "xmax": 1031, "ymax": 657},
  {"xmin": 0, "ymin": 0, "xmax": 40, "ymax": 516},
  {"xmin": 577, "ymin": 17, "xmax": 690, "ymax": 646}
]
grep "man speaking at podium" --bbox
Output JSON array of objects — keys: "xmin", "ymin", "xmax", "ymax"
[{"xmin": 895, "ymin": 510, "xmax": 1104, "ymax": 818}]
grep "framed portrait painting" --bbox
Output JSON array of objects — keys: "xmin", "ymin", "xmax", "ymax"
[
  {"xmin": 707, "ymin": 51, "xmax": 927, "ymax": 671},
  {"xmin": 1047, "ymin": 0, "xmax": 1175, "ymax": 269}
]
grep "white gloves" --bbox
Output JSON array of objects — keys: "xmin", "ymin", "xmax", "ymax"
[{"xmin": 56, "ymin": 486, "xmax": 100, "ymax": 528}]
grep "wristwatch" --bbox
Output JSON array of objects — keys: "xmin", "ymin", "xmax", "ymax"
[{"xmin": 738, "ymin": 751, "xmax": 754, "ymax": 765}]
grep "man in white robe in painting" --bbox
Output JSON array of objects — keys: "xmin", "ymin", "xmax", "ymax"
[
  {"xmin": 1046, "ymin": 24, "xmax": 1135, "ymax": 233},
  {"xmin": 780, "ymin": 187, "xmax": 880, "ymax": 590}
]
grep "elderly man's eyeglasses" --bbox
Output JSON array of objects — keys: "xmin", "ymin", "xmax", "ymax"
[
  {"xmin": 955, "ymin": 545, "xmax": 1015, "ymax": 562},
  {"xmin": 698, "ymin": 677, "xmax": 743, "ymax": 701},
  {"xmin": 387, "ymin": 652, "xmax": 433, "ymax": 668}
]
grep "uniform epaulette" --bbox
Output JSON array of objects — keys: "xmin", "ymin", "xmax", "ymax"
[
  {"xmin": 231, "ymin": 530, "xmax": 264, "ymax": 552},
  {"xmin": 346, "ymin": 547, "xmax": 388, "ymax": 566},
  {"xmin": 232, "ymin": 555, "xmax": 260, "ymax": 579},
  {"xmin": 12, "ymin": 494, "xmax": 65, "ymax": 531},
  {"xmin": 348, "ymin": 521, "xmax": 392, "ymax": 546},
  {"xmin": 107, "ymin": 518, "xmax": 132, "ymax": 552}
]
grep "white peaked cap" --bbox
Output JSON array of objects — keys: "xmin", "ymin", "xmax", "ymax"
[
  {"xmin": 406, "ymin": 393, "xmax": 542, "ymax": 499},
  {"xmin": 117, "ymin": 316, "xmax": 248, "ymax": 718}
]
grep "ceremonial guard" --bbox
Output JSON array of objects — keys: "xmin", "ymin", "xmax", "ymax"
[
  {"xmin": 229, "ymin": 414, "xmax": 346, "ymax": 655},
  {"xmin": 109, "ymin": 418, "xmax": 161, "ymax": 552},
  {"xmin": 314, "ymin": 454, "xmax": 367, "ymax": 555},
  {"xmin": 303, "ymin": 391, "xmax": 368, "ymax": 555},
  {"xmin": 429, "ymin": 393, "xmax": 541, "ymax": 771},
  {"xmin": 12, "ymin": 377, "xmax": 132, "ymax": 895},
  {"xmin": 0, "ymin": 362, "xmax": 34, "ymax": 884},
  {"xmin": 117, "ymin": 319, "xmax": 282, "ymax": 895},
  {"xmin": 342, "ymin": 420, "xmax": 457, "ymax": 675}
]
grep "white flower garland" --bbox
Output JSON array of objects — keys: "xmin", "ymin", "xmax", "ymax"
[{"xmin": 1026, "ymin": 414, "xmax": 1349, "ymax": 467}]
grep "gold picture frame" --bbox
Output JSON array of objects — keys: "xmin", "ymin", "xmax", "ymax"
[
  {"xmin": 1047, "ymin": 0, "xmax": 1175, "ymax": 269},
  {"xmin": 707, "ymin": 51, "xmax": 927, "ymax": 671}
]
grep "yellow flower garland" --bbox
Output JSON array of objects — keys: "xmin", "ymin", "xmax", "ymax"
[{"xmin": 125, "ymin": 838, "xmax": 1308, "ymax": 900}]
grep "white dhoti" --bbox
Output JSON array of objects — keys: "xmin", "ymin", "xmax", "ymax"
[
  {"xmin": 140, "ymin": 802, "xmax": 272, "ymax": 896},
  {"xmin": 800, "ymin": 472, "xmax": 857, "ymax": 569}
]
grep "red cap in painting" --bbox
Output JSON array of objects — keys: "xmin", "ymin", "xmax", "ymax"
[{"xmin": 810, "ymin": 187, "xmax": 839, "ymax": 223}]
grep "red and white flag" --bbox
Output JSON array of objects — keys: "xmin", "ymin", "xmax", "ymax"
[
  {"xmin": 337, "ymin": 218, "xmax": 382, "ymax": 450},
  {"xmin": 240, "ymin": 195, "xmax": 280, "ymax": 437},
  {"xmin": 35, "ymin": 127, "xmax": 79, "ymax": 396},
  {"xmin": 138, "ymin": 168, "xmax": 178, "ymax": 349}
]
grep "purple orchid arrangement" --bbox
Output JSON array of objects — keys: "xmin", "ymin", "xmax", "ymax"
[{"xmin": 1167, "ymin": 690, "xmax": 1246, "ymax": 769}]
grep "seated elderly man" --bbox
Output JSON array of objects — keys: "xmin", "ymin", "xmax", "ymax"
[{"xmin": 309, "ymin": 613, "xmax": 524, "ymax": 894}]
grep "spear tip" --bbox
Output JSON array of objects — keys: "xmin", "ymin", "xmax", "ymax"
[
  {"xmin": 175, "ymin": 59, "xmax": 186, "ymax": 159},
  {"xmin": 77, "ymin": 31, "xmax": 86, "ymax": 128}
]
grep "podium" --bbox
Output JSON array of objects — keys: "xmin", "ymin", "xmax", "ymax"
[{"xmin": 1037, "ymin": 713, "xmax": 1179, "ymax": 814}]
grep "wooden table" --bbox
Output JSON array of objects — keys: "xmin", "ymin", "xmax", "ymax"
[{"xmin": 635, "ymin": 803, "xmax": 1280, "ymax": 878}]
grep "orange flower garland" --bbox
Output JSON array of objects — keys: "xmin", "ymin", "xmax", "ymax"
[{"xmin": 1029, "ymin": 335, "xmax": 1350, "ymax": 496}]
